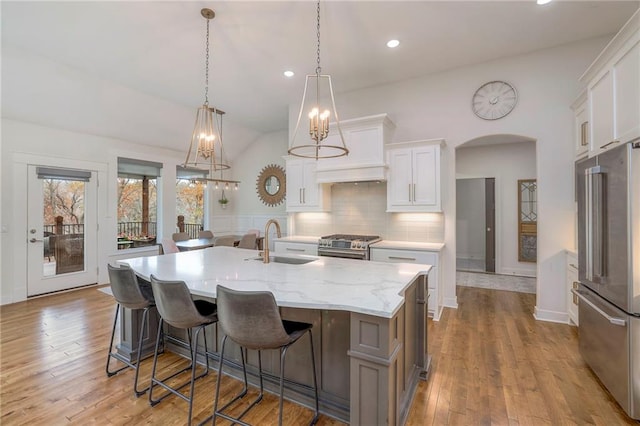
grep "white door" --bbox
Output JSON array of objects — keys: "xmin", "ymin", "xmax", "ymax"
[{"xmin": 27, "ymin": 165, "xmax": 98, "ymax": 296}]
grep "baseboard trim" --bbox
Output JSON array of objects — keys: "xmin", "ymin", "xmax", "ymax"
[
  {"xmin": 443, "ymin": 296, "xmax": 458, "ymax": 309},
  {"xmin": 499, "ymin": 267, "xmax": 536, "ymax": 278},
  {"xmin": 533, "ymin": 307, "xmax": 569, "ymax": 324}
]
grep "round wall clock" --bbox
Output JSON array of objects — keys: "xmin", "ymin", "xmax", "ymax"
[{"xmin": 472, "ymin": 81, "xmax": 518, "ymax": 120}]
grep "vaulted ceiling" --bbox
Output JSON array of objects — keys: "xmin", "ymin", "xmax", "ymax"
[{"xmin": 2, "ymin": 1, "xmax": 638, "ymax": 159}]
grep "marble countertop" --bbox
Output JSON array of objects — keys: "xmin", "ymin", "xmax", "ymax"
[
  {"xmin": 371, "ymin": 240, "xmax": 445, "ymax": 251},
  {"xmin": 119, "ymin": 246, "xmax": 431, "ymax": 318},
  {"xmin": 274, "ymin": 235, "xmax": 319, "ymax": 244}
]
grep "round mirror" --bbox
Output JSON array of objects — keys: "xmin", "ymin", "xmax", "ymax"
[
  {"xmin": 256, "ymin": 164, "xmax": 286, "ymax": 206},
  {"xmin": 265, "ymin": 175, "xmax": 280, "ymax": 195}
]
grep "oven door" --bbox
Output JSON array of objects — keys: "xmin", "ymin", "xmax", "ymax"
[{"xmin": 317, "ymin": 248, "xmax": 367, "ymax": 260}]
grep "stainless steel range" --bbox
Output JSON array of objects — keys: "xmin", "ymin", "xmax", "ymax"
[{"xmin": 317, "ymin": 234, "xmax": 381, "ymax": 260}]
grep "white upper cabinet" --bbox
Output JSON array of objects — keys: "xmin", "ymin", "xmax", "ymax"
[
  {"xmin": 581, "ymin": 9, "xmax": 640, "ymax": 156},
  {"xmin": 315, "ymin": 114, "xmax": 395, "ymax": 183},
  {"xmin": 614, "ymin": 35, "xmax": 640, "ymax": 144},
  {"xmin": 386, "ymin": 139, "xmax": 443, "ymax": 212},
  {"xmin": 285, "ymin": 158, "xmax": 330, "ymax": 212},
  {"xmin": 571, "ymin": 90, "xmax": 589, "ymax": 159}
]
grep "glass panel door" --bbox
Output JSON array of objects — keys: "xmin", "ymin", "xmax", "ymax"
[{"xmin": 27, "ymin": 165, "xmax": 98, "ymax": 296}]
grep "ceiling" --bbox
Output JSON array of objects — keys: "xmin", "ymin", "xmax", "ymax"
[{"xmin": 2, "ymin": 1, "xmax": 639, "ymax": 160}]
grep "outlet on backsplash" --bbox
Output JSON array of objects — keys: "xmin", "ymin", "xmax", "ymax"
[{"xmin": 292, "ymin": 181, "xmax": 444, "ymax": 242}]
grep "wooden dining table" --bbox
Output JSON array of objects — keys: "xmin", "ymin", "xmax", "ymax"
[
  {"xmin": 174, "ymin": 238, "xmax": 215, "ymax": 251},
  {"xmin": 175, "ymin": 235, "xmax": 265, "ymax": 251}
]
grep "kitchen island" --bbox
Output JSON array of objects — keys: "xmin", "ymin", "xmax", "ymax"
[{"xmin": 119, "ymin": 246, "xmax": 432, "ymax": 425}]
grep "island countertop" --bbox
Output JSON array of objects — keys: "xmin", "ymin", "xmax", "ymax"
[{"xmin": 119, "ymin": 246, "xmax": 431, "ymax": 318}]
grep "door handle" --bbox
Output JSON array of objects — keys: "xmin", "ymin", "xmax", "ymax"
[
  {"xmin": 571, "ymin": 289, "xmax": 626, "ymax": 326},
  {"xmin": 601, "ymin": 140, "xmax": 620, "ymax": 149},
  {"xmin": 388, "ymin": 256, "xmax": 417, "ymax": 262},
  {"xmin": 29, "ymin": 238, "xmax": 43, "ymax": 243}
]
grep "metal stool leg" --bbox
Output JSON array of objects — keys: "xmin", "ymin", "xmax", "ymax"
[
  {"xmin": 105, "ymin": 303, "xmax": 124, "ymax": 376},
  {"xmin": 278, "ymin": 346, "xmax": 289, "ymax": 426},
  {"xmin": 211, "ymin": 334, "xmax": 228, "ymax": 425},
  {"xmin": 211, "ymin": 338, "xmax": 257, "ymax": 426},
  {"xmin": 105, "ymin": 304, "xmax": 151, "ymax": 397},
  {"xmin": 132, "ymin": 307, "xmax": 150, "ymax": 396}
]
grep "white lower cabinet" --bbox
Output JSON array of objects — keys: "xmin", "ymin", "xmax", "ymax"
[
  {"xmin": 370, "ymin": 247, "xmax": 442, "ymax": 321},
  {"xmin": 274, "ymin": 240, "xmax": 318, "ymax": 256},
  {"xmin": 566, "ymin": 251, "xmax": 579, "ymax": 326}
]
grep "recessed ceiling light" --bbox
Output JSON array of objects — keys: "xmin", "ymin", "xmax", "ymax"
[
  {"xmin": 537, "ymin": 0, "xmax": 552, "ymax": 4},
  {"xmin": 284, "ymin": 70, "xmax": 295, "ymax": 78},
  {"xmin": 386, "ymin": 39, "xmax": 400, "ymax": 48}
]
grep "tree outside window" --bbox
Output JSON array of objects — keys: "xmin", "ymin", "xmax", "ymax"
[
  {"xmin": 176, "ymin": 179, "xmax": 205, "ymax": 234},
  {"xmin": 117, "ymin": 177, "xmax": 158, "ymax": 249},
  {"xmin": 116, "ymin": 158, "xmax": 162, "ymax": 249}
]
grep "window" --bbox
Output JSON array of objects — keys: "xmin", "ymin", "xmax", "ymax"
[
  {"xmin": 117, "ymin": 158, "xmax": 162, "ymax": 249},
  {"xmin": 176, "ymin": 167, "xmax": 207, "ymax": 238}
]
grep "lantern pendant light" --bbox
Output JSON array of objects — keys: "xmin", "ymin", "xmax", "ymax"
[
  {"xmin": 183, "ymin": 8, "xmax": 231, "ymax": 174},
  {"xmin": 289, "ymin": 1, "xmax": 349, "ymax": 160}
]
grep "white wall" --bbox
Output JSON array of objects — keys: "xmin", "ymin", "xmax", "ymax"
[
  {"xmin": 0, "ymin": 119, "xmax": 212, "ymax": 304},
  {"xmin": 227, "ymin": 130, "xmax": 288, "ymax": 216},
  {"xmin": 290, "ymin": 36, "xmax": 611, "ymax": 322},
  {"xmin": 456, "ymin": 178, "xmax": 486, "ymax": 262},
  {"xmin": 456, "ymin": 142, "xmax": 537, "ymax": 277},
  {"xmin": 0, "ymin": 118, "xmax": 289, "ymax": 304}
]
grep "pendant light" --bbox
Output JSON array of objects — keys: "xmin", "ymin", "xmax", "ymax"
[
  {"xmin": 183, "ymin": 8, "xmax": 233, "ymax": 176},
  {"xmin": 289, "ymin": 1, "xmax": 349, "ymax": 160}
]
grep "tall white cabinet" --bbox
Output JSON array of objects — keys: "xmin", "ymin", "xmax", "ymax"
[{"xmin": 386, "ymin": 139, "xmax": 444, "ymax": 212}]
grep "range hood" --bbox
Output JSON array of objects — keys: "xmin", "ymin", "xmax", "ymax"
[{"xmin": 314, "ymin": 114, "xmax": 395, "ymax": 183}]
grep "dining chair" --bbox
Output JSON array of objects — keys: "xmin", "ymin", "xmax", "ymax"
[
  {"xmin": 198, "ymin": 230, "xmax": 214, "ymax": 239},
  {"xmin": 246, "ymin": 228, "xmax": 260, "ymax": 237},
  {"xmin": 214, "ymin": 235, "xmax": 236, "ymax": 247},
  {"xmin": 105, "ymin": 264, "xmax": 155, "ymax": 397},
  {"xmin": 160, "ymin": 238, "xmax": 179, "ymax": 254},
  {"xmin": 209, "ymin": 285, "xmax": 319, "ymax": 426},
  {"xmin": 148, "ymin": 275, "xmax": 218, "ymax": 426},
  {"xmin": 172, "ymin": 232, "xmax": 190, "ymax": 242},
  {"xmin": 237, "ymin": 233, "xmax": 258, "ymax": 250}
]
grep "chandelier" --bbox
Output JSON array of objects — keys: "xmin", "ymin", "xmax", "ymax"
[
  {"xmin": 288, "ymin": 1, "xmax": 349, "ymax": 160},
  {"xmin": 183, "ymin": 8, "xmax": 238, "ymax": 189}
]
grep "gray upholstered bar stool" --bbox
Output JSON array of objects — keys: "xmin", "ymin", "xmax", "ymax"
[
  {"xmin": 211, "ymin": 285, "xmax": 319, "ymax": 426},
  {"xmin": 148, "ymin": 275, "xmax": 218, "ymax": 426},
  {"xmin": 105, "ymin": 263, "xmax": 156, "ymax": 397}
]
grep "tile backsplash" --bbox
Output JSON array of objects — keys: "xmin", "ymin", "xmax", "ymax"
[{"xmin": 292, "ymin": 182, "xmax": 444, "ymax": 242}]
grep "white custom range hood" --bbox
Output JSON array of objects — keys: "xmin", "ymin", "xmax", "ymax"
[{"xmin": 314, "ymin": 114, "xmax": 395, "ymax": 183}]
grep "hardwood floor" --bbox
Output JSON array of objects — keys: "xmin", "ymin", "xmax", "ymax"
[{"xmin": 1, "ymin": 285, "xmax": 637, "ymax": 425}]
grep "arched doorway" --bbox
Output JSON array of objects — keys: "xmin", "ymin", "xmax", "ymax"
[{"xmin": 455, "ymin": 134, "xmax": 537, "ymax": 293}]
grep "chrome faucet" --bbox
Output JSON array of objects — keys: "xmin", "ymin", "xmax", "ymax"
[{"xmin": 262, "ymin": 219, "xmax": 282, "ymax": 263}]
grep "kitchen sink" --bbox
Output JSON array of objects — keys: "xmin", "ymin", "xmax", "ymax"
[{"xmin": 250, "ymin": 256, "xmax": 315, "ymax": 265}]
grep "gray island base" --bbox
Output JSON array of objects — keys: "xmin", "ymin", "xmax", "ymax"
[{"xmin": 118, "ymin": 247, "xmax": 432, "ymax": 425}]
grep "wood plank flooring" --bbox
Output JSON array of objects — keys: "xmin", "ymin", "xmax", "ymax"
[{"xmin": 1, "ymin": 285, "xmax": 637, "ymax": 425}]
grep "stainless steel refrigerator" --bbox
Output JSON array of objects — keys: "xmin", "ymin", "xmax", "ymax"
[{"xmin": 575, "ymin": 140, "xmax": 640, "ymax": 420}]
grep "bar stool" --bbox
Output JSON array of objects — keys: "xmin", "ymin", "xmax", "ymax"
[
  {"xmin": 105, "ymin": 263, "xmax": 156, "ymax": 397},
  {"xmin": 211, "ymin": 285, "xmax": 319, "ymax": 426},
  {"xmin": 148, "ymin": 275, "xmax": 218, "ymax": 426}
]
